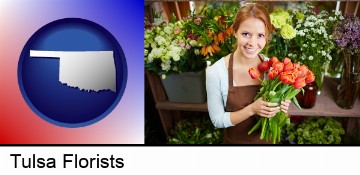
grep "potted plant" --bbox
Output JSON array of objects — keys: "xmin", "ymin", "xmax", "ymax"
[
  {"xmin": 167, "ymin": 116, "xmax": 224, "ymax": 144},
  {"xmin": 282, "ymin": 117, "xmax": 345, "ymax": 144}
]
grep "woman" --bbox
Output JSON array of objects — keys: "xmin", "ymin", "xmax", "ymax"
[{"xmin": 206, "ymin": 4, "xmax": 291, "ymax": 144}]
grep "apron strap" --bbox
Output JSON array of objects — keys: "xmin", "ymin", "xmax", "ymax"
[{"xmin": 228, "ymin": 53, "xmax": 234, "ymax": 89}]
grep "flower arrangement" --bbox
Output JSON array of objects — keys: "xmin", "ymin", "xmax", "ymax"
[
  {"xmin": 332, "ymin": 15, "xmax": 360, "ymax": 55},
  {"xmin": 332, "ymin": 15, "xmax": 360, "ymax": 109},
  {"xmin": 247, "ymin": 57, "xmax": 315, "ymax": 144},
  {"xmin": 265, "ymin": 8, "xmax": 297, "ymax": 59},
  {"xmin": 287, "ymin": 4, "xmax": 343, "ymax": 90},
  {"xmin": 265, "ymin": 4, "xmax": 343, "ymax": 91},
  {"xmin": 182, "ymin": 3, "xmax": 238, "ymax": 64},
  {"xmin": 144, "ymin": 20, "xmax": 189, "ymax": 78},
  {"xmin": 144, "ymin": 3, "xmax": 239, "ymax": 78}
]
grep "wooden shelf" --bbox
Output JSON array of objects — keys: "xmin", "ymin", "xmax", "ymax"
[
  {"xmin": 156, "ymin": 101, "xmax": 207, "ymax": 112},
  {"xmin": 155, "ymin": 77, "xmax": 360, "ymax": 117},
  {"xmin": 288, "ymin": 77, "xmax": 360, "ymax": 117}
]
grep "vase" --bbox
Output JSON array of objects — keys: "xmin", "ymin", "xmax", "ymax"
[
  {"xmin": 160, "ymin": 70, "xmax": 206, "ymax": 103},
  {"xmin": 336, "ymin": 51, "xmax": 360, "ymax": 109},
  {"xmin": 296, "ymin": 81, "xmax": 318, "ymax": 109}
]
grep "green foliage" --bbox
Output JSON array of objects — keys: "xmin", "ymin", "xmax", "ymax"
[
  {"xmin": 167, "ymin": 117, "xmax": 224, "ymax": 144},
  {"xmin": 283, "ymin": 117, "xmax": 345, "ymax": 144}
]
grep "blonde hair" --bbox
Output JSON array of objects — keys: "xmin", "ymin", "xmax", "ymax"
[{"xmin": 232, "ymin": 4, "xmax": 274, "ymax": 44}]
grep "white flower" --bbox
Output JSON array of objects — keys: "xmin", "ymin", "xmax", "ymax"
[
  {"xmin": 327, "ymin": 54, "xmax": 332, "ymax": 61},
  {"xmin": 161, "ymin": 60, "xmax": 171, "ymax": 71},
  {"xmin": 194, "ymin": 49, "xmax": 200, "ymax": 55},
  {"xmin": 335, "ymin": 10, "xmax": 341, "ymax": 16},
  {"xmin": 308, "ymin": 56, "xmax": 314, "ymax": 60},
  {"xmin": 147, "ymin": 52, "xmax": 154, "ymax": 63},
  {"xmin": 205, "ymin": 133, "xmax": 212, "ymax": 138},
  {"xmin": 189, "ymin": 40, "xmax": 198, "ymax": 47},
  {"xmin": 144, "ymin": 41, "xmax": 150, "ymax": 48},
  {"xmin": 322, "ymin": 51, "xmax": 326, "ymax": 56},
  {"xmin": 151, "ymin": 43, "xmax": 157, "ymax": 49},
  {"xmin": 155, "ymin": 35, "xmax": 166, "ymax": 46},
  {"xmin": 163, "ymin": 26, "xmax": 172, "ymax": 35}
]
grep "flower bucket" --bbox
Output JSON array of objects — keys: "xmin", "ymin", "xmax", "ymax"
[{"xmin": 160, "ymin": 70, "xmax": 206, "ymax": 103}]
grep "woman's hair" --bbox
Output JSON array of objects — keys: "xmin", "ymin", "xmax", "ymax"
[{"xmin": 232, "ymin": 4, "xmax": 274, "ymax": 44}]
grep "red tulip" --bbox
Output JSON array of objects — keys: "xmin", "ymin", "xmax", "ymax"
[
  {"xmin": 293, "ymin": 62, "xmax": 300, "ymax": 69},
  {"xmin": 280, "ymin": 71, "xmax": 296, "ymax": 84},
  {"xmin": 283, "ymin": 62, "xmax": 294, "ymax": 72},
  {"xmin": 305, "ymin": 71, "xmax": 315, "ymax": 83},
  {"xmin": 248, "ymin": 68, "xmax": 260, "ymax": 79},
  {"xmin": 292, "ymin": 68, "xmax": 302, "ymax": 78},
  {"xmin": 298, "ymin": 65, "xmax": 309, "ymax": 77},
  {"xmin": 283, "ymin": 57, "xmax": 292, "ymax": 65},
  {"xmin": 272, "ymin": 62, "xmax": 284, "ymax": 74},
  {"xmin": 268, "ymin": 69, "xmax": 278, "ymax": 80},
  {"xmin": 258, "ymin": 61, "xmax": 270, "ymax": 72},
  {"xmin": 269, "ymin": 57, "xmax": 279, "ymax": 67},
  {"xmin": 293, "ymin": 77, "xmax": 306, "ymax": 89}
]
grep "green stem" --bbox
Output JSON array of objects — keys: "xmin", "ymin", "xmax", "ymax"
[{"xmin": 248, "ymin": 118, "xmax": 262, "ymax": 135}]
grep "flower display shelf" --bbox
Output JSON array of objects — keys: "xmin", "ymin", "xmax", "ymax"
[
  {"xmin": 288, "ymin": 77, "xmax": 360, "ymax": 117},
  {"xmin": 147, "ymin": 69, "xmax": 360, "ymax": 138}
]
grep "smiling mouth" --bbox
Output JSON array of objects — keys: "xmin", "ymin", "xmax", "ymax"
[{"xmin": 244, "ymin": 46, "xmax": 257, "ymax": 54}]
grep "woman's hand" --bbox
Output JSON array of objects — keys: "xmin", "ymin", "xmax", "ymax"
[
  {"xmin": 280, "ymin": 100, "xmax": 291, "ymax": 113},
  {"xmin": 251, "ymin": 97, "xmax": 280, "ymax": 118}
]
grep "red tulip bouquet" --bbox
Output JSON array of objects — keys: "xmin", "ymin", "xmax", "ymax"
[{"xmin": 247, "ymin": 57, "xmax": 315, "ymax": 144}]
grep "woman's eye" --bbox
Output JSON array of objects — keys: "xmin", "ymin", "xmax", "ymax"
[
  {"xmin": 258, "ymin": 34, "xmax": 265, "ymax": 38},
  {"xmin": 242, "ymin": 32, "xmax": 251, "ymax": 37}
]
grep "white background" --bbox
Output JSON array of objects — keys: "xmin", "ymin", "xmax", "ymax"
[{"xmin": 0, "ymin": 146, "xmax": 358, "ymax": 174}]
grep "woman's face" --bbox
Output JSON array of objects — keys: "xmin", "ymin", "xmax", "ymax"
[{"xmin": 234, "ymin": 17, "xmax": 266, "ymax": 59}]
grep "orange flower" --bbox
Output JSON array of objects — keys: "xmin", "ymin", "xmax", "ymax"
[
  {"xmin": 280, "ymin": 71, "xmax": 296, "ymax": 84},
  {"xmin": 292, "ymin": 68, "xmax": 302, "ymax": 78},
  {"xmin": 248, "ymin": 68, "xmax": 260, "ymax": 79},
  {"xmin": 269, "ymin": 56, "xmax": 279, "ymax": 67},
  {"xmin": 298, "ymin": 65, "xmax": 309, "ymax": 77},
  {"xmin": 283, "ymin": 57, "xmax": 291, "ymax": 65},
  {"xmin": 217, "ymin": 32, "xmax": 225, "ymax": 43},
  {"xmin": 293, "ymin": 62, "xmax": 300, "ymax": 69},
  {"xmin": 212, "ymin": 42, "xmax": 221, "ymax": 52},
  {"xmin": 305, "ymin": 70, "xmax": 315, "ymax": 83},
  {"xmin": 283, "ymin": 62, "xmax": 294, "ymax": 72},
  {"xmin": 268, "ymin": 69, "xmax": 278, "ymax": 80},
  {"xmin": 272, "ymin": 62, "xmax": 284, "ymax": 74},
  {"xmin": 258, "ymin": 61, "xmax": 270, "ymax": 72},
  {"xmin": 293, "ymin": 77, "xmax": 306, "ymax": 89},
  {"xmin": 225, "ymin": 27, "xmax": 233, "ymax": 36},
  {"xmin": 201, "ymin": 43, "xmax": 221, "ymax": 56}
]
